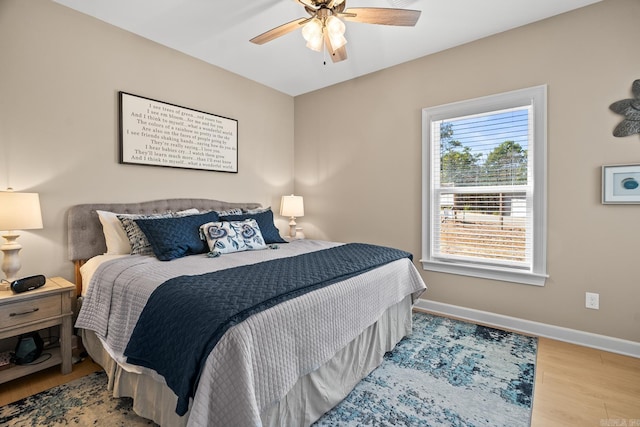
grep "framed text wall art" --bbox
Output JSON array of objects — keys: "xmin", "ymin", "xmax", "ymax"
[{"xmin": 119, "ymin": 92, "xmax": 238, "ymax": 173}]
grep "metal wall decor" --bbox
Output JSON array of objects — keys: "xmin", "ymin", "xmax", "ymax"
[{"xmin": 610, "ymin": 79, "xmax": 640, "ymax": 137}]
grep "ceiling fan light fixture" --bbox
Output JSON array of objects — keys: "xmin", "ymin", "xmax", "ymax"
[
  {"xmin": 325, "ymin": 15, "xmax": 346, "ymax": 37},
  {"xmin": 302, "ymin": 17, "xmax": 323, "ymax": 41},
  {"xmin": 325, "ymin": 15, "xmax": 347, "ymax": 50},
  {"xmin": 328, "ymin": 32, "xmax": 347, "ymax": 50},
  {"xmin": 306, "ymin": 35, "xmax": 324, "ymax": 52}
]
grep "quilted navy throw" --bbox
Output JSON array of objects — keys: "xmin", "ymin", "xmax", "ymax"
[{"xmin": 123, "ymin": 243, "xmax": 412, "ymax": 416}]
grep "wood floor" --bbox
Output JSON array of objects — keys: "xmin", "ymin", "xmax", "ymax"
[
  {"xmin": 531, "ymin": 338, "xmax": 640, "ymax": 426},
  {"xmin": 1, "ymin": 338, "xmax": 639, "ymax": 425},
  {"xmin": 0, "ymin": 357, "xmax": 102, "ymax": 407}
]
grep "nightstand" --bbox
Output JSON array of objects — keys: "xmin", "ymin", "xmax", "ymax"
[{"xmin": 0, "ymin": 277, "xmax": 75, "ymax": 384}]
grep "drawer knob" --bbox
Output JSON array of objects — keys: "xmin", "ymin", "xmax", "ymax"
[{"xmin": 9, "ymin": 307, "xmax": 40, "ymax": 317}]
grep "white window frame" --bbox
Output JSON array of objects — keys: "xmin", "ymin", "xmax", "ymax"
[{"xmin": 421, "ymin": 85, "xmax": 548, "ymax": 286}]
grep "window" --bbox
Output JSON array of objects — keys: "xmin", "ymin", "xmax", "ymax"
[{"xmin": 421, "ymin": 85, "xmax": 547, "ymax": 286}]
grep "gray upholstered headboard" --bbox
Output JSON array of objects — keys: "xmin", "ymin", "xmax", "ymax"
[{"xmin": 67, "ymin": 198, "xmax": 261, "ymax": 262}]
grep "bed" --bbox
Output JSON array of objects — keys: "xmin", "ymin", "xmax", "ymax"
[{"xmin": 68, "ymin": 198, "xmax": 426, "ymax": 426}]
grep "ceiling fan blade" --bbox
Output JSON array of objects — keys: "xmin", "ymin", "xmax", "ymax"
[
  {"xmin": 323, "ymin": 32, "xmax": 347, "ymax": 63},
  {"xmin": 341, "ymin": 7, "xmax": 421, "ymax": 26},
  {"xmin": 329, "ymin": 45, "xmax": 348, "ymax": 63},
  {"xmin": 250, "ymin": 17, "xmax": 308, "ymax": 45},
  {"xmin": 294, "ymin": 0, "xmax": 318, "ymax": 9}
]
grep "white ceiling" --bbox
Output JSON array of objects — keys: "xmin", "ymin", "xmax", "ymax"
[{"xmin": 53, "ymin": 0, "xmax": 601, "ymax": 96}]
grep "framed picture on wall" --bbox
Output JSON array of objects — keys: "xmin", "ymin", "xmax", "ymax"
[
  {"xmin": 602, "ymin": 164, "xmax": 640, "ymax": 204},
  {"xmin": 119, "ymin": 91, "xmax": 238, "ymax": 173}
]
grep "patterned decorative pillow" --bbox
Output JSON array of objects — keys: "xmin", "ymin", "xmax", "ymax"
[
  {"xmin": 216, "ymin": 208, "xmax": 243, "ymax": 216},
  {"xmin": 117, "ymin": 213, "xmax": 172, "ymax": 255},
  {"xmin": 134, "ymin": 211, "xmax": 219, "ymax": 261},
  {"xmin": 117, "ymin": 209, "xmax": 199, "ymax": 255},
  {"xmin": 220, "ymin": 209, "xmax": 286, "ymax": 244},
  {"xmin": 242, "ymin": 206, "xmax": 269, "ymax": 214},
  {"xmin": 200, "ymin": 219, "xmax": 266, "ymax": 255}
]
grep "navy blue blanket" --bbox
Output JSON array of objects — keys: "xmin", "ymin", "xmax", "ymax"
[{"xmin": 124, "ymin": 243, "xmax": 412, "ymax": 415}]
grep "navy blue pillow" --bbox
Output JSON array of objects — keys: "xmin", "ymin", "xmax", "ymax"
[
  {"xmin": 135, "ymin": 211, "xmax": 220, "ymax": 261},
  {"xmin": 220, "ymin": 209, "xmax": 286, "ymax": 244}
]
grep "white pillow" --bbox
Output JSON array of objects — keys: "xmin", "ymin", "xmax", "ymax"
[
  {"xmin": 97, "ymin": 208, "xmax": 200, "ymax": 255},
  {"xmin": 96, "ymin": 210, "xmax": 131, "ymax": 255}
]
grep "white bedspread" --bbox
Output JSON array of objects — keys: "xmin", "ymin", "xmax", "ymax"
[{"xmin": 76, "ymin": 240, "xmax": 426, "ymax": 426}]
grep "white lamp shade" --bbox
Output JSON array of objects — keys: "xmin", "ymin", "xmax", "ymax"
[
  {"xmin": 302, "ymin": 18, "xmax": 322, "ymax": 42},
  {"xmin": 326, "ymin": 16, "xmax": 345, "ymax": 37},
  {"xmin": 328, "ymin": 32, "xmax": 347, "ymax": 51},
  {"xmin": 280, "ymin": 195, "xmax": 304, "ymax": 218},
  {"xmin": 306, "ymin": 35, "xmax": 324, "ymax": 52},
  {"xmin": 302, "ymin": 18, "xmax": 324, "ymax": 52},
  {"xmin": 326, "ymin": 15, "xmax": 347, "ymax": 51},
  {"xmin": 0, "ymin": 192, "xmax": 43, "ymax": 231}
]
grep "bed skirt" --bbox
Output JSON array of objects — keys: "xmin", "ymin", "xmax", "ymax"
[{"xmin": 80, "ymin": 295, "xmax": 413, "ymax": 427}]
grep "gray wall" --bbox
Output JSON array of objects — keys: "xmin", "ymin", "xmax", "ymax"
[{"xmin": 294, "ymin": 0, "xmax": 640, "ymax": 342}]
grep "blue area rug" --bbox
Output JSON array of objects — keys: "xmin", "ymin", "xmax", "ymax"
[
  {"xmin": 315, "ymin": 311, "xmax": 537, "ymax": 426},
  {"xmin": 0, "ymin": 312, "xmax": 536, "ymax": 426},
  {"xmin": 0, "ymin": 371, "xmax": 155, "ymax": 426}
]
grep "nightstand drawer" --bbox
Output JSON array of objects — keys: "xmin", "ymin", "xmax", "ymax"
[{"xmin": 1, "ymin": 295, "xmax": 61, "ymax": 329}]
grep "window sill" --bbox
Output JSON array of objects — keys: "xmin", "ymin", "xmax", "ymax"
[{"xmin": 420, "ymin": 259, "xmax": 547, "ymax": 286}]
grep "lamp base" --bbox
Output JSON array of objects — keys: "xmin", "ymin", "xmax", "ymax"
[
  {"xmin": 1, "ymin": 232, "xmax": 23, "ymax": 283},
  {"xmin": 288, "ymin": 217, "xmax": 297, "ymax": 239}
]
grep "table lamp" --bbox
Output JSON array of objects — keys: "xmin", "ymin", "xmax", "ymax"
[
  {"xmin": 280, "ymin": 194, "xmax": 304, "ymax": 239},
  {"xmin": 0, "ymin": 190, "xmax": 43, "ymax": 283}
]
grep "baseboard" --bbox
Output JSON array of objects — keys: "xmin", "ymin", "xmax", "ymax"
[{"xmin": 414, "ymin": 299, "xmax": 640, "ymax": 358}]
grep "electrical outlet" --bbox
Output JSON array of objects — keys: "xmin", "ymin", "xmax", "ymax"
[{"xmin": 585, "ymin": 292, "xmax": 599, "ymax": 310}]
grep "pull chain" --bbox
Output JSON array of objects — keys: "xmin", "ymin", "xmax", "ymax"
[{"xmin": 323, "ymin": 39, "xmax": 327, "ymax": 65}]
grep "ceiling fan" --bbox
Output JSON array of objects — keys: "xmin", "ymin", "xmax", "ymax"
[{"xmin": 250, "ymin": 0, "xmax": 421, "ymax": 63}]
